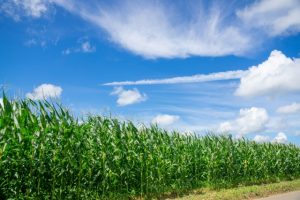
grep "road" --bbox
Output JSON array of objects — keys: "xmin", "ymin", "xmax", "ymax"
[{"xmin": 256, "ymin": 191, "xmax": 300, "ymax": 200}]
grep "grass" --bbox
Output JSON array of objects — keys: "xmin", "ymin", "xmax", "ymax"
[
  {"xmin": 171, "ymin": 179, "xmax": 300, "ymax": 200},
  {"xmin": 0, "ymin": 94, "xmax": 300, "ymax": 199}
]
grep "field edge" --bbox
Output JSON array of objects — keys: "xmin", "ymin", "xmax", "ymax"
[{"xmin": 170, "ymin": 179, "xmax": 300, "ymax": 200}]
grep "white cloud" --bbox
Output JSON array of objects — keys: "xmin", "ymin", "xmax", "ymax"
[
  {"xmin": 81, "ymin": 41, "xmax": 96, "ymax": 53},
  {"xmin": 219, "ymin": 107, "xmax": 269, "ymax": 136},
  {"xmin": 235, "ymin": 50, "xmax": 300, "ymax": 97},
  {"xmin": 62, "ymin": 48, "xmax": 72, "ymax": 55},
  {"xmin": 272, "ymin": 132, "xmax": 288, "ymax": 143},
  {"xmin": 218, "ymin": 121, "xmax": 233, "ymax": 133},
  {"xmin": 26, "ymin": 84, "xmax": 62, "ymax": 100},
  {"xmin": 51, "ymin": 1, "xmax": 300, "ymax": 58},
  {"xmin": 236, "ymin": 107, "xmax": 269, "ymax": 135},
  {"xmin": 103, "ymin": 70, "xmax": 247, "ymax": 86},
  {"xmin": 1, "ymin": 0, "xmax": 49, "ymax": 20},
  {"xmin": 237, "ymin": 0, "xmax": 300, "ymax": 36},
  {"xmin": 54, "ymin": 0, "xmax": 251, "ymax": 58},
  {"xmin": 254, "ymin": 133, "xmax": 289, "ymax": 144},
  {"xmin": 3, "ymin": 0, "xmax": 300, "ymax": 59},
  {"xmin": 104, "ymin": 50, "xmax": 300, "ymax": 94},
  {"xmin": 277, "ymin": 103, "xmax": 300, "ymax": 114},
  {"xmin": 24, "ymin": 39, "xmax": 47, "ymax": 48},
  {"xmin": 22, "ymin": 0, "xmax": 48, "ymax": 17},
  {"xmin": 62, "ymin": 40, "xmax": 96, "ymax": 55},
  {"xmin": 253, "ymin": 135, "xmax": 270, "ymax": 143},
  {"xmin": 266, "ymin": 117, "xmax": 287, "ymax": 132},
  {"xmin": 152, "ymin": 114, "xmax": 180, "ymax": 126},
  {"xmin": 111, "ymin": 87, "xmax": 147, "ymax": 106},
  {"xmin": 0, "ymin": 98, "xmax": 3, "ymax": 107}
]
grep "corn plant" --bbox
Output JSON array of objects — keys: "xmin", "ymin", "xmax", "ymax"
[{"xmin": 0, "ymin": 95, "xmax": 299, "ymax": 199}]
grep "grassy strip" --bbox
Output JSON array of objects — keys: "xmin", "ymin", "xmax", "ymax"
[{"xmin": 171, "ymin": 179, "xmax": 300, "ymax": 200}]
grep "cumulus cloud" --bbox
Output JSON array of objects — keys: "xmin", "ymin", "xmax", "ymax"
[
  {"xmin": 111, "ymin": 87, "xmax": 147, "ymax": 106},
  {"xmin": 235, "ymin": 50, "xmax": 300, "ymax": 97},
  {"xmin": 253, "ymin": 135, "xmax": 270, "ymax": 143},
  {"xmin": 103, "ymin": 70, "xmax": 247, "ymax": 86},
  {"xmin": 218, "ymin": 122, "xmax": 233, "ymax": 133},
  {"xmin": 26, "ymin": 84, "xmax": 62, "ymax": 100},
  {"xmin": 152, "ymin": 114, "xmax": 180, "ymax": 126},
  {"xmin": 277, "ymin": 103, "xmax": 300, "ymax": 114},
  {"xmin": 237, "ymin": 0, "xmax": 300, "ymax": 36},
  {"xmin": 254, "ymin": 133, "xmax": 289, "ymax": 143},
  {"xmin": 219, "ymin": 107, "xmax": 269, "ymax": 136},
  {"xmin": 0, "ymin": 98, "xmax": 3, "ymax": 107},
  {"xmin": 272, "ymin": 132, "xmax": 288, "ymax": 143},
  {"xmin": 1, "ymin": 0, "xmax": 49, "ymax": 20}
]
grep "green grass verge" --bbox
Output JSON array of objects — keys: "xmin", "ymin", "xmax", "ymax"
[{"xmin": 171, "ymin": 179, "xmax": 300, "ymax": 200}]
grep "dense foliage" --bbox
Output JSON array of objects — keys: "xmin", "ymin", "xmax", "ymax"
[{"xmin": 0, "ymin": 95, "xmax": 300, "ymax": 199}]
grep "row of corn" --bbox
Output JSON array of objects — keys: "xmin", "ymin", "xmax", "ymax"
[{"xmin": 0, "ymin": 95, "xmax": 299, "ymax": 199}]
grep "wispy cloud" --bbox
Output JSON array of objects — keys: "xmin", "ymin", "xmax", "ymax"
[
  {"xmin": 24, "ymin": 39, "xmax": 47, "ymax": 48},
  {"xmin": 62, "ymin": 39, "xmax": 96, "ymax": 55},
  {"xmin": 81, "ymin": 41, "xmax": 96, "ymax": 53},
  {"xmin": 104, "ymin": 50, "xmax": 300, "ymax": 100},
  {"xmin": 103, "ymin": 70, "xmax": 247, "ymax": 86},
  {"xmin": 48, "ymin": 0, "xmax": 300, "ymax": 59},
  {"xmin": 277, "ymin": 103, "xmax": 300, "ymax": 114},
  {"xmin": 237, "ymin": 0, "xmax": 300, "ymax": 36},
  {"xmin": 1, "ymin": 0, "xmax": 50, "ymax": 21},
  {"xmin": 53, "ymin": 0, "xmax": 252, "ymax": 58},
  {"xmin": 4, "ymin": 0, "xmax": 300, "ymax": 59}
]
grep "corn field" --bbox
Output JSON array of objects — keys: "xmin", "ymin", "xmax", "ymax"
[{"xmin": 0, "ymin": 95, "xmax": 300, "ymax": 199}]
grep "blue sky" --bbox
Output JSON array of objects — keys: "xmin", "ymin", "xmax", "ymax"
[{"xmin": 1, "ymin": 0, "xmax": 300, "ymax": 144}]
